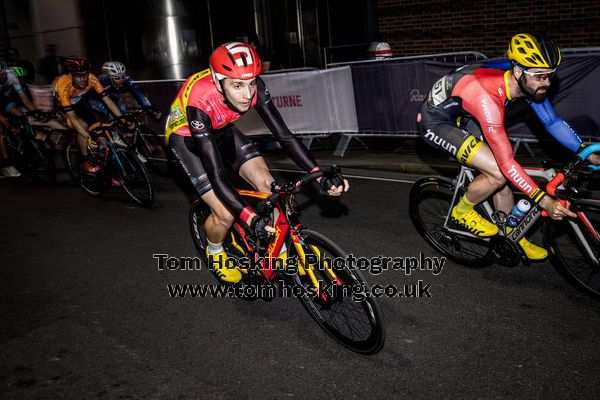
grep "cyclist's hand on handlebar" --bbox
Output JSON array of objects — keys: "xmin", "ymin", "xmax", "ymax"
[
  {"xmin": 146, "ymin": 107, "xmax": 162, "ymax": 121},
  {"xmin": 540, "ymin": 196, "xmax": 577, "ymax": 220},
  {"xmin": 250, "ymin": 214, "xmax": 275, "ymax": 242},
  {"xmin": 587, "ymin": 153, "xmax": 600, "ymax": 165},
  {"xmin": 117, "ymin": 115, "xmax": 135, "ymax": 130},
  {"xmin": 318, "ymin": 165, "xmax": 349, "ymax": 197},
  {"xmin": 31, "ymin": 110, "xmax": 47, "ymax": 122}
]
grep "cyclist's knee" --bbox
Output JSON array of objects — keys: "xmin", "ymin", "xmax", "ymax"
[
  {"xmin": 483, "ymin": 169, "xmax": 506, "ymax": 188},
  {"xmin": 212, "ymin": 211, "xmax": 235, "ymax": 230}
]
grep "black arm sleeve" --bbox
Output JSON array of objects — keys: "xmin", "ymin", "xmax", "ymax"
[
  {"xmin": 187, "ymin": 106, "xmax": 247, "ymax": 216},
  {"xmin": 253, "ymin": 78, "xmax": 318, "ymax": 171}
]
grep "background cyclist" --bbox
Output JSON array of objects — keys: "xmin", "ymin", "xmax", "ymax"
[
  {"xmin": 0, "ymin": 62, "xmax": 44, "ymax": 177},
  {"xmin": 54, "ymin": 57, "xmax": 132, "ymax": 173}
]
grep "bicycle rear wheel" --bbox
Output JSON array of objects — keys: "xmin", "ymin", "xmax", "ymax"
[
  {"xmin": 544, "ymin": 208, "xmax": 600, "ymax": 300},
  {"xmin": 290, "ymin": 230, "xmax": 385, "ymax": 354},
  {"xmin": 409, "ymin": 176, "xmax": 493, "ymax": 268},
  {"xmin": 190, "ymin": 200, "xmax": 211, "ymax": 263},
  {"xmin": 65, "ymin": 142, "xmax": 102, "ymax": 196},
  {"xmin": 113, "ymin": 148, "xmax": 154, "ymax": 207},
  {"xmin": 190, "ymin": 200, "xmax": 250, "ymax": 282}
]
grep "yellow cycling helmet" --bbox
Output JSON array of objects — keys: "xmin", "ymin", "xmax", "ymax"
[{"xmin": 508, "ymin": 33, "xmax": 562, "ymax": 69}]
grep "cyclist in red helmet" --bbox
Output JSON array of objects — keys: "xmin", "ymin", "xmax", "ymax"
[
  {"xmin": 166, "ymin": 42, "xmax": 349, "ymax": 283},
  {"xmin": 54, "ymin": 56, "xmax": 131, "ymax": 173}
]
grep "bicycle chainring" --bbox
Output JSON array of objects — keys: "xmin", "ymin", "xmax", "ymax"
[{"xmin": 488, "ymin": 236, "xmax": 522, "ymax": 267}]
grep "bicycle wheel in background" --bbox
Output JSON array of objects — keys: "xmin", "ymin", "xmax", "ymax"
[
  {"xmin": 290, "ymin": 229, "xmax": 385, "ymax": 354},
  {"xmin": 113, "ymin": 148, "xmax": 154, "ymax": 207},
  {"xmin": 544, "ymin": 208, "xmax": 600, "ymax": 300},
  {"xmin": 409, "ymin": 176, "xmax": 493, "ymax": 268},
  {"xmin": 65, "ymin": 142, "xmax": 102, "ymax": 196}
]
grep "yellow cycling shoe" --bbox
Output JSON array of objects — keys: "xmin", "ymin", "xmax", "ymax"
[
  {"xmin": 506, "ymin": 227, "xmax": 548, "ymax": 260},
  {"xmin": 205, "ymin": 248, "xmax": 242, "ymax": 283},
  {"xmin": 518, "ymin": 237, "xmax": 549, "ymax": 261},
  {"xmin": 450, "ymin": 206, "xmax": 499, "ymax": 237}
]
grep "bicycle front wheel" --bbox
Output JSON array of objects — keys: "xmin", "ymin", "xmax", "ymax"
[
  {"xmin": 113, "ymin": 149, "xmax": 154, "ymax": 207},
  {"xmin": 409, "ymin": 176, "xmax": 493, "ymax": 268},
  {"xmin": 65, "ymin": 142, "xmax": 102, "ymax": 196},
  {"xmin": 290, "ymin": 230, "xmax": 385, "ymax": 354},
  {"xmin": 544, "ymin": 209, "xmax": 600, "ymax": 300},
  {"xmin": 137, "ymin": 127, "xmax": 170, "ymax": 175}
]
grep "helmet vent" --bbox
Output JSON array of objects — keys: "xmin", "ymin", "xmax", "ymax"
[
  {"xmin": 240, "ymin": 53, "xmax": 248, "ymax": 67},
  {"xmin": 524, "ymin": 57, "xmax": 538, "ymax": 65},
  {"xmin": 226, "ymin": 53, "xmax": 236, "ymax": 65}
]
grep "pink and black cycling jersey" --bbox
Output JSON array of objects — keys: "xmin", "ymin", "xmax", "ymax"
[{"xmin": 166, "ymin": 70, "xmax": 318, "ymax": 219}]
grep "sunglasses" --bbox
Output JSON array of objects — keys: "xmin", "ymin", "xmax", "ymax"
[{"xmin": 518, "ymin": 66, "xmax": 556, "ymax": 81}]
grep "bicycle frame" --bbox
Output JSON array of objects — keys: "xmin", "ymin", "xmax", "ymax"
[
  {"xmin": 225, "ymin": 188, "xmax": 342, "ymax": 298},
  {"xmin": 446, "ymin": 164, "xmax": 600, "ymax": 266},
  {"xmin": 6, "ymin": 115, "xmax": 53, "ymax": 165},
  {"xmin": 85, "ymin": 123, "xmax": 130, "ymax": 178}
]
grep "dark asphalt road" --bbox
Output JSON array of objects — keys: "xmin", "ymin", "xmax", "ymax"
[{"xmin": 2, "ymin": 167, "xmax": 600, "ymax": 399}]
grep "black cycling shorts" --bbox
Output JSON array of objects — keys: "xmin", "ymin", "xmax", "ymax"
[
  {"xmin": 169, "ymin": 124, "xmax": 261, "ymax": 196},
  {"xmin": 417, "ymin": 99, "xmax": 485, "ymax": 166}
]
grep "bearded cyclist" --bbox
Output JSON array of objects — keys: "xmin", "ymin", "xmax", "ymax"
[
  {"xmin": 166, "ymin": 42, "xmax": 349, "ymax": 283},
  {"xmin": 417, "ymin": 33, "xmax": 600, "ymax": 261}
]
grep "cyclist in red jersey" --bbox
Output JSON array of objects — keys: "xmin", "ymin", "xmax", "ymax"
[
  {"xmin": 165, "ymin": 42, "xmax": 349, "ymax": 282},
  {"xmin": 417, "ymin": 33, "xmax": 600, "ymax": 260}
]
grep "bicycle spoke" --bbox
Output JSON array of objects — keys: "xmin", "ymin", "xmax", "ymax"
[{"xmin": 410, "ymin": 178, "xmax": 492, "ymax": 268}]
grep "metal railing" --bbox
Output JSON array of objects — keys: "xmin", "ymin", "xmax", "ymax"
[
  {"xmin": 323, "ymin": 43, "xmax": 372, "ymax": 68},
  {"xmin": 562, "ymin": 47, "xmax": 600, "ymax": 54},
  {"xmin": 326, "ymin": 51, "xmax": 487, "ymax": 68}
]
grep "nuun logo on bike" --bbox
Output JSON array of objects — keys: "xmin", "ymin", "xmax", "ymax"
[
  {"xmin": 480, "ymin": 98, "xmax": 493, "ymax": 123},
  {"xmin": 425, "ymin": 129, "xmax": 457, "ymax": 155},
  {"xmin": 507, "ymin": 165, "xmax": 533, "ymax": 193}
]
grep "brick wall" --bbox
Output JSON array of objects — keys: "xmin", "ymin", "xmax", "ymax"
[{"xmin": 377, "ymin": 0, "xmax": 600, "ymax": 58}]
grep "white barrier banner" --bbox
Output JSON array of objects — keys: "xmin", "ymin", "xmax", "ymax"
[{"xmin": 235, "ymin": 66, "xmax": 358, "ymax": 136}]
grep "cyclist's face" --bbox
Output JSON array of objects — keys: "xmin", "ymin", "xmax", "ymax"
[
  {"xmin": 221, "ymin": 78, "xmax": 257, "ymax": 112},
  {"xmin": 71, "ymin": 72, "xmax": 89, "ymax": 89},
  {"xmin": 516, "ymin": 67, "xmax": 553, "ymax": 103},
  {"xmin": 110, "ymin": 75, "xmax": 125, "ymax": 88}
]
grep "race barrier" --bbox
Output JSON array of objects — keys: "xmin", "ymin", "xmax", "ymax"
[{"xmin": 27, "ymin": 53, "xmax": 600, "ymax": 158}]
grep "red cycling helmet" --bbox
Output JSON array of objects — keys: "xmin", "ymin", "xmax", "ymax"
[
  {"xmin": 209, "ymin": 42, "xmax": 262, "ymax": 81},
  {"xmin": 64, "ymin": 57, "xmax": 90, "ymax": 74}
]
